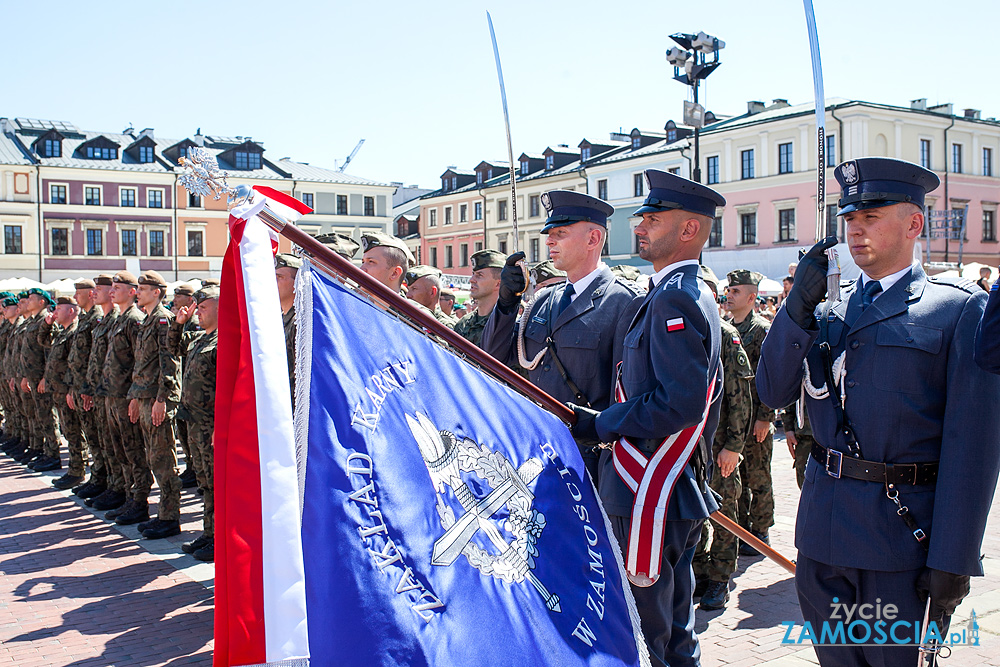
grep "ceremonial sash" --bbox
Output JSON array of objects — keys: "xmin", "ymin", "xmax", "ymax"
[{"xmin": 611, "ymin": 367, "xmax": 715, "ymax": 587}]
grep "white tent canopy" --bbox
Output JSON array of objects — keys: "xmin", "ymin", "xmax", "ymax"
[
  {"xmin": 45, "ymin": 277, "xmax": 89, "ymax": 295},
  {"xmin": 0, "ymin": 277, "xmax": 46, "ymax": 292}
]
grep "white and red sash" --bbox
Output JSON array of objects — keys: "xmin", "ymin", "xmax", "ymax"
[{"xmin": 611, "ymin": 366, "xmax": 716, "ymax": 587}]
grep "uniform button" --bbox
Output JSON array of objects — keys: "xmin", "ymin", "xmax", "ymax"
[
  {"xmin": 847, "ymin": 379, "xmax": 856, "ymax": 388},
  {"xmin": 543, "ymin": 364, "xmax": 551, "ymax": 372},
  {"xmin": 792, "ymin": 342, "xmax": 801, "ymax": 349},
  {"xmin": 850, "ymin": 340, "xmax": 859, "ymax": 349},
  {"xmin": 906, "ymin": 337, "xmax": 914, "ymax": 343}
]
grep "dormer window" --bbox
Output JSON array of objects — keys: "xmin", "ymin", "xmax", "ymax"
[
  {"xmin": 668, "ymin": 129, "xmax": 677, "ymax": 142},
  {"xmin": 451, "ymin": 177, "xmax": 457, "ymax": 189},
  {"xmin": 442, "ymin": 178, "xmax": 450, "ymax": 191},
  {"xmin": 477, "ymin": 172, "xmax": 483, "ymax": 185},
  {"xmin": 86, "ymin": 145, "xmax": 116, "ymax": 159},
  {"xmin": 44, "ymin": 139, "xmax": 61, "ymax": 157},
  {"xmin": 487, "ymin": 169, "xmax": 493, "ymax": 180},
  {"xmin": 632, "ymin": 136, "xmax": 641, "ymax": 150},
  {"xmin": 234, "ymin": 150, "xmax": 261, "ymax": 170},
  {"xmin": 581, "ymin": 147, "xmax": 591, "ymax": 161},
  {"xmin": 138, "ymin": 145, "xmax": 155, "ymax": 163},
  {"xmin": 546, "ymin": 155, "xmax": 554, "ymax": 170},
  {"xmin": 521, "ymin": 160, "xmax": 529, "ymax": 175}
]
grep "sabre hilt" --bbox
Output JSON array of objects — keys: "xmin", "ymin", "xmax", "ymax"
[{"xmin": 825, "ymin": 247, "xmax": 841, "ymax": 303}]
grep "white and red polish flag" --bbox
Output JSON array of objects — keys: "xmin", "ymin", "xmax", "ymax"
[{"xmin": 214, "ymin": 187, "xmax": 313, "ymax": 667}]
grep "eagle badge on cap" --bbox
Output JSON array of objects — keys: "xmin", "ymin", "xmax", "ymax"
[
  {"xmin": 540, "ymin": 192, "xmax": 550, "ymax": 209},
  {"xmin": 840, "ymin": 161, "xmax": 859, "ymax": 185}
]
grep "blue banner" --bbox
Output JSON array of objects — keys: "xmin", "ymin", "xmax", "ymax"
[{"xmin": 297, "ymin": 265, "xmax": 647, "ymax": 666}]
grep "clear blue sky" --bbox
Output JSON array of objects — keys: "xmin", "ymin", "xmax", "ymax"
[{"xmin": 6, "ymin": 0, "xmax": 998, "ymax": 189}]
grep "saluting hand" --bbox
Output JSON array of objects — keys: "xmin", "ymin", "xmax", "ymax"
[
  {"xmin": 176, "ymin": 304, "xmax": 195, "ymax": 325},
  {"xmin": 44, "ymin": 310, "xmax": 56, "ymax": 325}
]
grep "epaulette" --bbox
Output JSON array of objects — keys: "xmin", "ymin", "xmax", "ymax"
[{"xmin": 928, "ymin": 275, "xmax": 979, "ymax": 294}]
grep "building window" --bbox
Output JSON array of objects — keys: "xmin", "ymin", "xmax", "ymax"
[
  {"xmin": 498, "ymin": 239, "xmax": 508, "ymax": 254},
  {"xmin": 178, "ymin": 146, "xmax": 188, "ymax": 159},
  {"xmin": 826, "ymin": 204, "xmax": 839, "ymax": 238},
  {"xmin": 5, "ymin": 225, "xmax": 22, "ymax": 254},
  {"xmin": 429, "ymin": 246, "xmax": 438, "ymax": 267},
  {"xmin": 741, "ymin": 149, "xmax": 755, "ymax": 179},
  {"xmin": 189, "ymin": 192, "xmax": 202, "ymax": 208},
  {"xmin": 86, "ymin": 146, "xmax": 116, "ymax": 160},
  {"xmin": 460, "ymin": 204, "xmax": 467, "ymax": 222},
  {"xmin": 364, "ymin": 196, "xmax": 375, "ymax": 216},
  {"xmin": 952, "ymin": 144, "xmax": 963, "ymax": 174},
  {"xmin": 475, "ymin": 241, "xmax": 483, "ymax": 252},
  {"xmin": 121, "ymin": 229, "xmax": 138, "ymax": 256},
  {"xmin": 460, "ymin": 243, "xmax": 469, "ymax": 267},
  {"xmin": 50, "ymin": 184, "xmax": 66, "ymax": 204},
  {"xmin": 667, "ymin": 129, "xmax": 677, "ymax": 142},
  {"xmin": 520, "ymin": 161, "xmax": 529, "ymax": 175},
  {"xmin": 778, "ymin": 142, "xmax": 794, "ymax": 174},
  {"xmin": 444, "ymin": 207, "xmax": 452, "ymax": 225},
  {"xmin": 138, "ymin": 145, "xmax": 154, "ymax": 163},
  {"xmin": 633, "ymin": 173, "xmax": 644, "ymax": 198},
  {"xmin": 477, "ymin": 172, "xmax": 484, "ymax": 186},
  {"xmin": 984, "ymin": 148, "xmax": 994, "ymax": 177},
  {"xmin": 188, "ymin": 230, "xmax": 204, "ymax": 256},
  {"xmin": 706, "ymin": 156, "xmax": 719, "ymax": 185},
  {"xmin": 530, "ymin": 237, "xmax": 540, "ymax": 263},
  {"xmin": 429, "ymin": 209, "xmax": 437, "ymax": 227},
  {"xmin": 86, "ymin": 228, "xmax": 102, "ymax": 255},
  {"xmin": 530, "ymin": 195, "xmax": 540, "ymax": 217},
  {"xmin": 498, "ymin": 200, "xmax": 508, "ymax": 221},
  {"xmin": 545, "ymin": 155, "xmax": 554, "ymax": 170},
  {"xmin": 581, "ymin": 147, "xmax": 591, "ymax": 161},
  {"xmin": 148, "ymin": 190, "xmax": 163, "ymax": 208},
  {"xmin": 778, "ymin": 209, "xmax": 795, "ymax": 242},
  {"xmin": 597, "ymin": 179, "xmax": 608, "ymax": 201},
  {"xmin": 708, "ymin": 216, "xmax": 723, "ymax": 247},
  {"xmin": 337, "ymin": 195, "xmax": 348, "ymax": 215},
  {"xmin": 632, "ymin": 136, "xmax": 641, "ymax": 149},
  {"xmin": 474, "ymin": 202, "xmax": 483, "ymax": 220},
  {"xmin": 740, "ymin": 212, "xmax": 756, "ymax": 245},
  {"xmin": 234, "ymin": 151, "xmax": 261, "ymax": 170},
  {"xmin": 150, "ymin": 230, "xmax": 164, "ymax": 256},
  {"xmin": 984, "ymin": 210, "xmax": 996, "ymax": 242},
  {"xmin": 301, "ymin": 193, "xmax": 313, "ymax": 209},
  {"xmin": 44, "ymin": 139, "xmax": 61, "ymax": 158},
  {"xmin": 85, "ymin": 186, "xmax": 101, "ymax": 206},
  {"xmin": 445, "ymin": 245, "xmax": 453, "ymax": 268},
  {"xmin": 121, "ymin": 188, "xmax": 136, "ymax": 207},
  {"xmin": 51, "ymin": 228, "xmax": 68, "ymax": 255},
  {"xmin": 920, "ymin": 139, "xmax": 932, "ymax": 169},
  {"xmin": 826, "ymin": 134, "xmax": 836, "ymax": 167}
]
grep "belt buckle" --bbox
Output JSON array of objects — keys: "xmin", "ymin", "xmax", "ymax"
[{"xmin": 825, "ymin": 448, "xmax": 843, "ymax": 479}]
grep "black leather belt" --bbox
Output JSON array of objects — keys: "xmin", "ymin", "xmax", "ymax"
[{"xmin": 811, "ymin": 443, "xmax": 938, "ymax": 486}]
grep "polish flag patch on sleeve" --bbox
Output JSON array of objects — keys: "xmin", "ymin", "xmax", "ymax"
[{"xmin": 667, "ymin": 317, "xmax": 685, "ymax": 332}]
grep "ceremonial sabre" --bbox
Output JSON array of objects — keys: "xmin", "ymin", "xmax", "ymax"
[
  {"xmin": 487, "ymin": 11, "xmax": 519, "ymax": 253},
  {"xmin": 803, "ymin": 0, "xmax": 841, "ymax": 301}
]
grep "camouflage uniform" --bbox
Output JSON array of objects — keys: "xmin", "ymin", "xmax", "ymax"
[
  {"xmin": 129, "ymin": 300, "xmax": 182, "ymax": 521},
  {"xmin": 453, "ymin": 310, "xmax": 490, "ymax": 347},
  {"xmin": 19, "ymin": 311, "xmax": 58, "ymax": 458},
  {"xmin": 779, "ymin": 403, "xmax": 815, "ymax": 489},
  {"xmin": 173, "ymin": 305, "xmax": 200, "ymax": 474},
  {"xmin": 694, "ymin": 321, "xmax": 754, "ymax": 583},
  {"xmin": 69, "ymin": 306, "xmax": 102, "ymax": 482},
  {"xmin": 104, "ymin": 303, "xmax": 152, "ymax": 502},
  {"xmin": 0, "ymin": 315, "xmax": 25, "ymax": 443},
  {"xmin": 283, "ymin": 305, "xmax": 296, "ymax": 399},
  {"xmin": 168, "ymin": 318, "xmax": 217, "ymax": 537},
  {"xmin": 40, "ymin": 318, "xmax": 82, "ymax": 474},
  {"xmin": 432, "ymin": 305, "xmax": 458, "ymax": 328},
  {"xmin": 85, "ymin": 306, "xmax": 120, "ymax": 491},
  {"xmin": 733, "ymin": 310, "xmax": 775, "ymax": 534}
]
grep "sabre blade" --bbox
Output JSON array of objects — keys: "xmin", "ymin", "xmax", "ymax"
[
  {"xmin": 803, "ymin": 0, "xmax": 827, "ymax": 244},
  {"xmin": 487, "ymin": 11, "xmax": 519, "ymax": 253}
]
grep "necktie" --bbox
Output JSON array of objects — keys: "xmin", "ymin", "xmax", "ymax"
[
  {"xmin": 861, "ymin": 280, "xmax": 883, "ymax": 310},
  {"xmin": 648, "ymin": 277, "xmax": 656, "ymax": 292},
  {"xmin": 553, "ymin": 283, "xmax": 575, "ymax": 320}
]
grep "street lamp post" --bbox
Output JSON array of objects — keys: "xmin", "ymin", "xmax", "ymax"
[{"xmin": 666, "ymin": 32, "xmax": 724, "ymax": 183}]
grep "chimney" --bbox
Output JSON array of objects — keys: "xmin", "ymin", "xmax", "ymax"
[
  {"xmin": 747, "ymin": 100, "xmax": 765, "ymax": 115},
  {"xmin": 771, "ymin": 98, "xmax": 790, "ymax": 108},
  {"xmin": 139, "ymin": 128, "xmax": 154, "ymax": 140},
  {"xmin": 964, "ymin": 108, "xmax": 981, "ymax": 120},
  {"xmin": 194, "ymin": 128, "xmax": 205, "ymax": 147},
  {"xmin": 0, "ymin": 118, "xmax": 13, "ymax": 135},
  {"xmin": 927, "ymin": 103, "xmax": 953, "ymax": 116},
  {"xmin": 911, "ymin": 98, "xmax": 927, "ymax": 111}
]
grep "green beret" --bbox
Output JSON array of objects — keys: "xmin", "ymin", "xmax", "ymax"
[
  {"xmin": 275, "ymin": 253, "xmax": 304, "ymax": 270},
  {"xmin": 138, "ymin": 270, "xmax": 168, "ymax": 289},
  {"xmin": 471, "ymin": 249, "xmax": 505, "ymax": 272},
  {"xmin": 727, "ymin": 269, "xmax": 764, "ymax": 287},
  {"xmin": 17, "ymin": 291, "xmax": 29, "ymax": 300},
  {"xmin": 405, "ymin": 265, "xmax": 442, "ymax": 286},
  {"xmin": 610, "ymin": 265, "xmax": 642, "ymax": 282},
  {"xmin": 0, "ymin": 291, "xmax": 13, "ymax": 300},
  {"xmin": 530, "ymin": 260, "xmax": 567, "ymax": 284},
  {"xmin": 2, "ymin": 297, "xmax": 18, "ymax": 308},
  {"xmin": 314, "ymin": 233, "xmax": 361, "ymax": 260},
  {"xmin": 113, "ymin": 270, "xmax": 139, "ymax": 287},
  {"xmin": 195, "ymin": 285, "xmax": 220, "ymax": 303},
  {"xmin": 359, "ymin": 232, "xmax": 415, "ymax": 266}
]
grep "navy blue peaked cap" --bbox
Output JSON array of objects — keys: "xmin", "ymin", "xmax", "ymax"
[
  {"xmin": 835, "ymin": 157, "xmax": 940, "ymax": 215},
  {"xmin": 633, "ymin": 169, "xmax": 726, "ymax": 218},
  {"xmin": 540, "ymin": 190, "xmax": 615, "ymax": 233}
]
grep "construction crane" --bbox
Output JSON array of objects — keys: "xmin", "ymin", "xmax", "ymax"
[{"xmin": 337, "ymin": 139, "xmax": 365, "ymax": 172}]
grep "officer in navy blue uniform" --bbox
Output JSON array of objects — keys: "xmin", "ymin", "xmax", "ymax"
[
  {"xmin": 482, "ymin": 190, "xmax": 641, "ymax": 482},
  {"xmin": 570, "ymin": 170, "xmax": 725, "ymax": 667},
  {"xmin": 757, "ymin": 157, "xmax": 1000, "ymax": 667},
  {"xmin": 975, "ymin": 279, "xmax": 1000, "ymax": 373}
]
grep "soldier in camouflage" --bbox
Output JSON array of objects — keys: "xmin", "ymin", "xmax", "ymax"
[
  {"xmin": 780, "ymin": 402, "xmax": 815, "ymax": 489},
  {"xmin": 405, "ymin": 265, "xmax": 458, "ymax": 328},
  {"xmin": 358, "ymin": 232, "xmax": 414, "ymax": 297},
  {"xmin": 454, "ymin": 250, "xmax": 504, "ymax": 347},
  {"xmin": 61, "ymin": 280, "xmax": 99, "ymax": 490},
  {"xmin": 276, "ymin": 253, "xmax": 302, "ymax": 402},
  {"xmin": 37, "ymin": 296, "xmax": 81, "ymax": 477},
  {"xmin": 9, "ymin": 293, "xmax": 36, "ymax": 463},
  {"xmin": 77, "ymin": 275, "xmax": 121, "ymax": 503},
  {"xmin": 169, "ymin": 285, "xmax": 220, "ymax": 561},
  {"xmin": 18, "ymin": 288, "xmax": 59, "ymax": 469},
  {"xmin": 0, "ymin": 296, "xmax": 26, "ymax": 454},
  {"xmin": 724, "ymin": 269, "xmax": 777, "ymax": 554},
  {"xmin": 125, "ymin": 270, "xmax": 182, "ymax": 538},
  {"xmin": 170, "ymin": 282, "xmax": 200, "ymax": 488}
]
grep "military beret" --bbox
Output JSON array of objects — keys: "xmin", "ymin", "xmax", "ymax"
[
  {"xmin": 700, "ymin": 265, "xmax": 720, "ymax": 294},
  {"xmin": 94, "ymin": 273, "xmax": 114, "ymax": 286},
  {"xmin": 359, "ymin": 232, "xmax": 415, "ymax": 266},
  {"xmin": 834, "ymin": 157, "xmax": 940, "ymax": 215},
  {"xmin": 439, "ymin": 287, "xmax": 456, "ymax": 300},
  {"xmin": 531, "ymin": 260, "xmax": 567, "ymax": 285},
  {"xmin": 405, "ymin": 265, "xmax": 442, "ymax": 286},
  {"xmin": 727, "ymin": 269, "xmax": 764, "ymax": 287},
  {"xmin": 471, "ymin": 249, "xmax": 505, "ymax": 272},
  {"xmin": 56, "ymin": 295, "xmax": 78, "ymax": 306},
  {"xmin": 17, "ymin": 291, "xmax": 29, "ymax": 300},
  {"xmin": 138, "ymin": 270, "xmax": 168, "ymax": 289},
  {"xmin": 25, "ymin": 287, "xmax": 55, "ymax": 307},
  {"xmin": 0, "ymin": 291, "xmax": 11, "ymax": 300},
  {"xmin": 610, "ymin": 264, "xmax": 642, "ymax": 282},
  {"xmin": 195, "ymin": 285, "xmax": 220, "ymax": 303},
  {"xmin": 74, "ymin": 278, "xmax": 96, "ymax": 289},
  {"xmin": 275, "ymin": 253, "xmax": 304, "ymax": 270},
  {"xmin": 173, "ymin": 282, "xmax": 198, "ymax": 296},
  {"xmin": 200, "ymin": 277, "xmax": 220, "ymax": 287},
  {"xmin": 112, "ymin": 270, "xmax": 139, "ymax": 286},
  {"xmin": 540, "ymin": 190, "xmax": 615, "ymax": 233},
  {"xmin": 314, "ymin": 233, "xmax": 361, "ymax": 260},
  {"xmin": 2, "ymin": 297, "xmax": 17, "ymax": 308},
  {"xmin": 634, "ymin": 169, "xmax": 726, "ymax": 218}
]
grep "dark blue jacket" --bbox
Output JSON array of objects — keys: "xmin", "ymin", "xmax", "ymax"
[{"xmin": 975, "ymin": 281, "xmax": 1000, "ymax": 373}]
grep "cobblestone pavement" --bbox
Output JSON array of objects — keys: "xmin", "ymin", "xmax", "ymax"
[{"xmin": 1, "ymin": 434, "xmax": 998, "ymax": 666}]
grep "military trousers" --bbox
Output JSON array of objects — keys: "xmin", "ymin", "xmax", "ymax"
[
  {"xmin": 1, "ymin": 382, "xmax": 23, "ymax": 439},
  {"xmin": 106, "ymin": 397, "xmax": 152, "ymax": 502},
  {"xmin": 24, "ymin": 385, "xmax": 58, "ymax": 456},
  {"xmin": 188, "ymin": 418, "xmax": 214, "ymax": 536},
  {"xmin": 177, "ymin": 418, "xmax": 192, "ymax": 471},
  {"xmin": 139, "ymin": 398, "xmax": 181, "ymax": 522},
  {"xmin": 78, "ymin": 398, "xmax": 108, "ymax": 486},
  {"xmin": 611, "ymin": 515, "xmax": 703, "ymax": 667},
  {"xmin": 738, "ymin": 430, "xmax": 774, "ymax": 533},
  {"xmin": 694, "ymin": 447, "xmax": 743, "ymax": 583},
  {"xmin": 793, "ymin": 432, "xmax": 816, "ymax": 490},
  {"xmin": 54, "ymin": 393, "xmax": 85, "ymax": 476}
]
